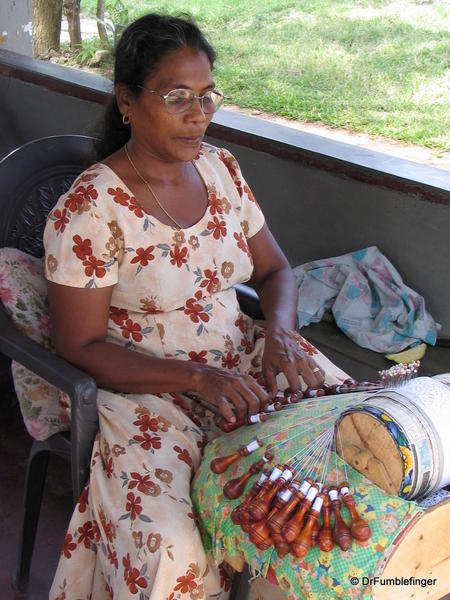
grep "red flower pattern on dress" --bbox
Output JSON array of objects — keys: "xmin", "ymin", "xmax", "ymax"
[
  {"xmin": 101, "ymin": 514, "xmax": 115, "ymax": 544},
  {"xmin": 207, "ymin": 216, "xmax": 227, "ymax": 240},
  {"xmin": 170, "ymin": 244, "xmax": 188, "ymax": 268},
  {"xmin": 241, "ymin": 336, "xmax": 253, "ymax": 354},
  {"xmin": 128, "ymin": 472, "xmax": 153, "ymax": 494},
  {"xmin": 106, "ymin": 543, "xmax": 118, "ymax": 569},
  {"xmin": 133, "ymin": 432, "xmax": 162, "ymax": 451},
  {"xmin": 108, "ymin": 187, "xmax": 130, "ymax": 206},
  {"xmin": 200, "ymin": 269, "xmax": 219, "ymax": 294},
  {"xmin": 72, "ymin": 235, "xmax": 93, "ymax": 260},
  {"xmin": 120, "ymin": 319, "xmax": 143, "ymax": 342},
  {"xmin": 104, "ymin": 456, "xmax": 114, "ymax": 478},
  {"xmin": 64, "ymin": 192, "xmax": 85, "ymax": 213},
  {"xmin": 77, "ymin": 521, "xmax": 93, "ymax": 549},
  {"xmin": 218, "ymin": 149, "xmax": 243, "ymax": 196},
  {"xmin": 130, "ymin": 246, "xmax": 155, "ymax": 266},
  {"xmin": 174, "ymin": 570, "xmax": 197, "ymax": 593},
  {"xmin": 83, "ymin": 255, "xmax": 106, "ymax": 278},
  {"xmin": 173, "ymin": 445, "xmax": 193, "ymax": 469},
  {"xmin": 219, "ymin": 564, "xmax": 232, "ymax": 592},
  {"xmin": 234, "ymin": 232, "xmax": 252, "ymax": 264},
  {"xmin": 123, "ymin": 553, "xmax": 147, "ymax": 594},
  {"xmin": 244, "ymin": 183, "xmax": 258, "ymax": 205},
  {"xmin": 128, "ymin": 196, "xmax": 145, "ymax": 218},
  {"xmin": 125, "ymin": 492, "xmax": 142, "ymax": 521},
  {"xmin": 74, "ymin": 171, "xmax": 97, "ymax": 187},
  {"xmin": 53, "ymin": 208, "xmax": 70, "ymax": 233},
  {"xmin": 188, "ymin": 350, "xmax": 208, "ymax": 364},
  {"xmin": 133, "ymin": 414, "xmax": 159, "ymax": 433},
  {"xmin": 235, "ymin": 314, "xmax": 249, "ymax": 334},
  {"xmin": 222, "ymin": 351, "xmax": 240, "ymax": 369},
  {"xmin": 209, "ymin": 194, "xmax": 223, "ymax": 215},
  {"xmin": 110, "ymin": 306, "xmax": 128, "ymax": 325},
  {"xmin": 75, "ymin": 183, "xmax": 98, "ymax": 203},
  {"xmin": 91, "ymin": 519, "xmax": 101, "ymax": 543},
  {"xmin": 62, "ymin": 533, "xmax": 77, "ymax": 558},
  {"xmin": 299, "ymin": 338, "xmax": 318, "ymax": 356},
  {"xmin": 184, "ymin": 291, "xmax": 210, "ymax": 324},
  {"xmin": 78, "ymin": 486, "xmax": 89, "ymax": 513}
]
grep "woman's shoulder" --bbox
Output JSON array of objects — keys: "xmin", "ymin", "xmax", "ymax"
[{"xmin": 195, "ymin": 142, "xmax": 244, "ymax": 186}]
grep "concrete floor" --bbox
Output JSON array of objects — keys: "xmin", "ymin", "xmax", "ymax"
[{"xmin": 0, "ymin": 364, "xmax": 73, "ymax": 600}]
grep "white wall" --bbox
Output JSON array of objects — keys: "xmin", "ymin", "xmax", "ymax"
[{"xmin": 0, "ymin": 0, "xmax": 33, "ymax": 57}]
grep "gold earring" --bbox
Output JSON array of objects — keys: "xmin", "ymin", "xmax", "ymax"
[{"xmin": 122, "ymin": 114, "xmax": 131, "ymax": 125}]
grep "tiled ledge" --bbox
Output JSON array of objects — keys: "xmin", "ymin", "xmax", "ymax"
[{"xmin": 1, "ymin": 49, "xmax": 449, "ymax": 204}]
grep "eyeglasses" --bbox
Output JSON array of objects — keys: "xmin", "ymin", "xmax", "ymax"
[{"xmin": 137, "ymin": 86, "xmax": 224, "ymax": 115}]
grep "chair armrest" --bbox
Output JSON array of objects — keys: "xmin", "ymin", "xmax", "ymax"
[
  {"xmin": 0, "ymin": 304, "xmax": 98, "ymax": 499},
  {"xmin": 0, "ymin": 304, "xmax": 96, "ymax": 403},
  {"xmin": 235, "ymin": 283, "xmax": 265, "ymax": 320}
]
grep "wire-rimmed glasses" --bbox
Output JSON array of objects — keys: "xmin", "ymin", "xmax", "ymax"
[{"xmin": 137, "ymin": 86, "xmax": 225, "ymax": 115}]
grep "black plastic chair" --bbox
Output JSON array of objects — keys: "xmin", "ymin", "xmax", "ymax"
[{"xmin": 0, "ymin": 135, "xmax": 100, "ymax": 591}]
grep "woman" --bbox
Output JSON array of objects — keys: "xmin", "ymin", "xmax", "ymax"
[{"xmin": 45, "ymin": 13, "xmax": 346, "ymax": 599}]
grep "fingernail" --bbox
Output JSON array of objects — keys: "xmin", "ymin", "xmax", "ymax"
[{"xmin": 229, "ymin": 416, "xmax": 236, "ymax": 423}]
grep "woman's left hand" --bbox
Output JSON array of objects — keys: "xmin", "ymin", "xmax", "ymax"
[{"xmin": 262, "ymin": 326, "xmax": 325, "ymax": 398}]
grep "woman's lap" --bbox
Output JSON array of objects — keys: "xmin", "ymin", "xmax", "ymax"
[{"xmin": 50, "ymin": 390, "xmax": 229, "ymax": 600}]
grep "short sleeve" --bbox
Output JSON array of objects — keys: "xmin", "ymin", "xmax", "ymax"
[
  {"xmin": 43, "ymin": 167, "xmax": 119, "ymax": 289},
  {"xmin": 217, "ymin": 148, "xmax": 265, "ymax": 239}
]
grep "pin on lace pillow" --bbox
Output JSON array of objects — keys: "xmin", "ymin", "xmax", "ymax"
[{"xmin": 0, "ymin": 247, "xmax": 70, "ymax": 440}]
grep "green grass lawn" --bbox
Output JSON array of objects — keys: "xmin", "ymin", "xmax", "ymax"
[{"xmin": 82, "ymin": 0, "xmax": 449, "ymax": 152}]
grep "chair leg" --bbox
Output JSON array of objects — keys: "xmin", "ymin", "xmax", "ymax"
[
  {"xmin": 12, "ymin": 442, "xmax": 50, "ymax": 592},
  {"xmin": 229, "ymin": 565, "xmax": 251, "ymax": 600}
]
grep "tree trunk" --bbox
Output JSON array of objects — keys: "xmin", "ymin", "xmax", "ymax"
[
  {"xmin": 63, "ymin": 0, "xmax": 82, "ymax": 50},
  {"xmin": 96, "ymin": 0, "xmax": 109, "ymax": 44},
  {"xmin": 33, "ymin": 0, "xmax": 63, "ymax": 57}
]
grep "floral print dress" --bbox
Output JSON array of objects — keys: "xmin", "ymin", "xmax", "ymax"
[{"xmin": 44, "ymin": 144, "xmax": 347, "ymax": 599}]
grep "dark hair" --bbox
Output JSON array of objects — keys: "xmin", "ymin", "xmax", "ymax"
[{"xmin": 95, "ymin": 13, "xmax": 216, "ymax": 159}]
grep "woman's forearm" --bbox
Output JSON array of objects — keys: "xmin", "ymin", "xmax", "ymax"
[
  {"xmin": 63, "ymin": 340, "xmax": 202, "ymax": 394},
  {"xmin": 254, "ymin": 266, "xmax": 298, "ymax": 331}
]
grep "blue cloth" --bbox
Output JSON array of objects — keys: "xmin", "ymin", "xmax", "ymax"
[{"xmin": 293, "ymin": 246, "xmax": 439, "ymax": 353}]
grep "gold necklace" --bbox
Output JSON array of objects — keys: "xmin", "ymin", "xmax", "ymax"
[{"xmin": 124, "ymin": 144, "xmax": 182, "ymax": 230}]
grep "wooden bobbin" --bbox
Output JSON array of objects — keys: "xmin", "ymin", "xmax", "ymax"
[
  {"xmin": 282, "ymin": 481, "xmax": 318, "ymax": 544},
  {"xmin": 218, "ymin": 413, "xmax": 268, "ymax": 433},
  {"xmin": 249, "ymin": 465, "xmax": 295, "ymax": 522},
  {"xmin": 291, "ymin": 493, "xmax": 325, "ymax": 558},
  {"xmin": 223, "ymin": 450, "xmax": 273, "ymax": 499},
  {"xmin": 248, "ymin": 488, "xmax": 294, "ymax": 551},
  {"xmin": 232, "ymin": 472, "xmax": 268, "ymax": 528},
  {"xmin": 210, "ymin": 438, "xmax": 262, "ymax": 474},
  {"xmin": 318, "ymin": 487, "xmax": 334, "ymax": 552},
  {"xmin": 338, "ymin": 481, "xmax": 371, "ymax": 546},
  {"xmin": 266, "ymin": 484, "xmax": 299, "ymax": 558},
  {"xmin": 329, "ymin": 486, "xmax": 352, "ymax": 551}
]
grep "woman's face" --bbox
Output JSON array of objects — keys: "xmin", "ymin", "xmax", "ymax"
[{"xmin": 124, "ymin": 46, "xmax": 216, "ymax": 163}]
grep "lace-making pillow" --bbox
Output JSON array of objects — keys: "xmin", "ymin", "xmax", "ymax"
[{"xmin": 0, "ymin": 247, "xmax": 70, "ymax": 440}]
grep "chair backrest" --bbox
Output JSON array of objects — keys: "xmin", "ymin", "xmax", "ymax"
[{"xmin": 0, "ymin": 135, "xmax": 98, "ymax": 256}]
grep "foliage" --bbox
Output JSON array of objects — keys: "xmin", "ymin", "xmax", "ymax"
[{"xmin": 77, "ymin": 0, "xmax": 449, "ymax": 151}]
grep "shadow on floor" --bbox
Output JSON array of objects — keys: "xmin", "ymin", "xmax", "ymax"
[{"xmin": 0, "ymin": 374, "xmax": 73, "ymax": 600}]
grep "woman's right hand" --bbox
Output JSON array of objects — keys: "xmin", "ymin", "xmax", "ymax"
[{"xmin": 192, "ymin": 364, "xmax": 270, "ymax": 423}]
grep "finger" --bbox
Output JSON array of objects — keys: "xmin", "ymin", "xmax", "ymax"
[
  {"xmin": 245, "ymin": 375, "xmax": 271, "ymax": 412},
  {"xmin": 282, "ymin": 361, "xmax": 302, "ymax": 394},
  {"xmin": 309, "ymin": 360, "xmax": 325, "ymax": 387},
  {"xmin": 295, "ymin": 356, "xmax": 318, "ymax": 389},
  {"xmin": 234, "ymin": 378, "xmax": 264, "ymax": 416},
  {"xmin": 262, "ymin": 365, "xmax": 278, "ymax": 400},
  {"xmin": 217, "ymin": 397, "xmax": 236, "ymax": 422},
  {"xmin": 225, "ymin": 390, "xmax": 249, "ymax": 421}
]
